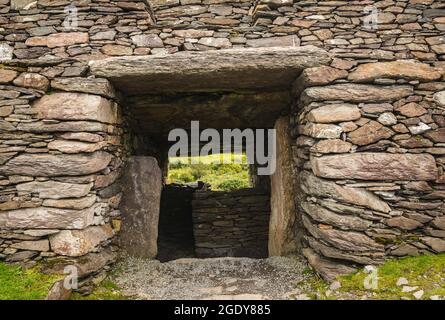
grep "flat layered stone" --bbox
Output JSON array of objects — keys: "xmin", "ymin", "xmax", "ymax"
[
  {"xmin": 0, "ymin": 206, "xmax": 95, "ymax": 229},
  {"xmin": 348, "ymin": 120, "xmax": 394, "ymax": 145},
  {"xmin": 299, "ymin": 171, "xmax": 390, "ymax": 213},
  {"xmin": 11, "ymin": 240, "xmax": 49, "ymax": 251},
  {"xmin": 307, "ymin": 104, "xmax": 361, "ymax": 123},
  {"xmin": 89, "ymin": 46, "xmax": 331, "ymax": 94},
  {"xmin": 246, "ymin": 35, "xmax": 300, "ymax": 48},
  {"xmin": 302, "ymin": 247, "xmax": 356, "ymax": 282},
  {"xmin": 33, "ymin": 92, "xmax": 118, "ymax": 124},
  {"xmin": 16, "ymin": 181, "xmax": 93, "ymax": 199},
  {"xmin": 386, "ymin": 217, "xmax": 423, "ymax": 230},
  {"xmin": 432, "ymin": 216, "xmax": 445, "ymax": 230},
  {"xmin": 299, "ymin": 123, "xmax": 342, "ymax": 139},
  {"xmin": 13, "ymin": 72, "xmax": 49, "ymax": 91},
  {"xmin": 348, "ymin": 61, "xmax": 442, "ymax": 82},
  {"xmin": 48, "ymin": 140, "xmax": 108, "ymax": 153},
  {"xmin": 0, "ymin": 69, "xmax": 19, "ymax": 83},
  {"xmin": 422, "ymin": 237, "xmax": 445, "ymax": 253},
  {"xmin": 26, "ymin": 32, "xmax": 89, "ymax": 48},
  {"xmin": 0, "ymin": 152, "xmax": 112, "ymax": 177},
  {"xmin": 301, "ymin": 84, "xmax": 413, "ymax": 104},
  {"xmin": 43, "ymin": 195, "xmax": 97, "ymax": 210},
  {"xmin": 49, "ymin": 224, "xmax": 114, "ymax": 257},
  {"xmin": 17, "ymin": 121, "xmax": 108, "ymax": 133},
  {"xmin": 301, "ymin": 202, "xmax": 372, "ymax": 231},
  {"xmin": 303, "ymin": 216, "xmax": 384, "ymax": 253},
  {"xmin": 296, "ymin": 66, "xmax": 348, "ymax": 88},
  {"xmin": 311, "ymin": 153, "xmax": 438, "ymax": 181},
  {"xmin": 50, "ymin": 78, "xmax": 116, "ymax": 98},
  {"xmin": 310, "ymin": 139, "xmax": 352, "ymax": 154}
]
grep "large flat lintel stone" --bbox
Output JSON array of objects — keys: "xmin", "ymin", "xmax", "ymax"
[
  {"xmin": 311, "ymin": 153, "xmax": 438, "ymax": 181},
  {"xmin": 89, "ymin": 46, "xmax": 331, "ymax": 94}
]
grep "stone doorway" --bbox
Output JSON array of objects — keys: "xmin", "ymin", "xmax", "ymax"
[{"xmin": 90, "ymin": 46, "xmax": 331, "ymax": 261}]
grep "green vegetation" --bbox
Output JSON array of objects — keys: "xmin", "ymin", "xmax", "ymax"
[
  {"xmin": 168, "ymin": 154, "xmax": 251, "ymax": 191},
  {"xmin": 0, "ymin": 262, "xmax": 61, "ymax": 300},
  {"xmin": 70, "ymin": 280, "xmax": 127, "ymax": 300},
  {"xmin": 300, "ymin": 254, "xmax": 445, "ymax": 300}
]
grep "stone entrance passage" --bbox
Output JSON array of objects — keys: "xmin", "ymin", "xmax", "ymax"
[
  {"xmin": 89, "ymin": 46, "xmax": 329, "ymax": 262},
  {"xmin": 157, "ymin": 184, "xmax": 196, "ymax": 262}
]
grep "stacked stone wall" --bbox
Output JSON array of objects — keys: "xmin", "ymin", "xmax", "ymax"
[
  {"xmin": 192, "ymin": 188, "xmax": 270, "ymax": 258},
  {"xmin": 0, "ymin": 0, "xmax": 444, "ymax": 280}
]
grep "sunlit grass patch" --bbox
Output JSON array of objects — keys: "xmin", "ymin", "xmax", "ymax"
[
  {"xmin": 301, "ymin": 254, "xmax": 445, "ymax": 300},
  {"xmin": 0, "ymin": 262, "xmax": 61, "ymax": 300}
]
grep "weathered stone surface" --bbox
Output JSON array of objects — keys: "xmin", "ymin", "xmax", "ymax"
[
  {"xmin": 296, "ymin": 66, "xmax": 348, "ymax": 88},
  {"xmin": 89, "ymin": 46, "xmax": 331, "ymax": 94},
  {"xmin": 0, "ymin": 152, "xmax": 112, "ymax": 176},
  {"xmin": 310, "ymin": 139, "xmax": 352, "ymax": 154},
  {"xmin": 5, "ymin": 251, "xmax": 38, "ymax": 262},
  {"xmin": 307, "ymin": 104, "xmax": 361, "ymax": 123},
  {"xmin": 120, "ymin": 156, "xmax": 162, "ymax": 258},
  {"xmin": 306, "ymin": 237, "xmax": 380, "ymax": 265},
  {"xmin": 299, "ymin": 123, "xmax": 342, "ymax": 139},
  {"xmin": 17, "ymin": 121, "xmax": 108, "ymax": 133},
  {"xmin": 311, "ymin": 153, "xmax": 438, "ymax": 181},
  {"xmin": 378, "ymin": 112, "xmax": 397, "ymax": 126},
  {"xmin": 172, "ymin": 29, "xmax": 214, "ymax": 38},
  {"xmin": 348, "ymin": 61, "xmax": 442, "ymax": 82},
  {"xmin": 386, "ymin": 217, "xmax": 423, "ymax": 230},
  {"xmin": 299, "ymin": 171, "xmax": 390, "ymax": 213},
  {"xmin": 33, "ymin": 92, "xmax": 118, "ymax": 124},
  {"xmin": 396, "ymin": 102, "xmax": 427, "ymax": 117},
  {"xmin": 26, "ymin": 32, "xmax": 89, "ymax": 48},
  {"xmin": 48, "ymin": 140, "xmax": 107, "ymax": 153},
  {"xmin": 302, "ymin": 202, "xmax": 371, "ymax": 231},
  {"xmin": 11, "ymin": 240, "xmax": 49, "ymax": 251},
  {"xmin": 246, "ymin": 35, "xmax": 300, "ymax": 48},
  {"xmin": 433, "ymin": 91, "xmax": 445, "ymax": 107},
  {"xmin": 16, "ymin": 181, "xmax": 92, "ymax": 199},
  {"xmin": 422, "ymin": 237, "xmax": 445, "ymax": 253},
  {"xmin": 303, "ymin": 216, "xmax": 384, "ymax": 253},
  {"xmin": 425, "ymin": 128, "xmax": 445, "ymax": 143},
  {"xmin": 60, "ymin": 132, "xmax": 103, "ymax": 143},
  {"xmin": 302, "ymin": 247, "xmax": 356, "ymax": 282},
  {"xmin": 131, "ymin": 34, "xmax": 163, "ymax": 48},
  {"xmin": 43, "ymin": 195, "xmax": 97, "ymax": 210},
  {"xmin": 269, "ymin": 117, "xmax": 297, "ymax": 256},
  {"xmin": 0, "ymin": 206, "xmax": 95, "ymax": 229},
  {"xmin": 49, "ymin": 224, "xmax": 114, "ymax": 257},
  {"xmin": 432, "ymin": 216, "xmax": 445, "ymax": 230},
  {"xmin": 43, "ymin": 249, "xmax": 117, "ymax": 278},
  {"xmin": 302, "ymin": 84, "xmax": 413, "ymax": 104},
  {"xmin": 51, "ymin": 78, "xmax": 115, "ymax": 98},
  {"xmin": 348, "ymin": 120, "xmax": 394, "ymax": 145},
  {"xmin": 11, "ymin": 0, "xmax": 36, "ymax": 10},
  {"xmin": 45, "ymin": 281, "xmax": 71, "ymax": 300},
  {"xmin": 101, "ymin": 44, "xmax": 133, "ymax": 56},
  {"xmin": 0, "ymin": 69, "xmax": 19, "ymax": 83},
  {"xmin": 198, "ymin": 37, "xmax": 232, "ymax": 48},
  {"xmin": 13, "ymin": 73, "xmax": 49, "ymax": 91}
]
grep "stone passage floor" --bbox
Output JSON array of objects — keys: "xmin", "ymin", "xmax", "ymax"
[{"xmin": 113, "ymin": 256, "xmax": 310, "ymax": 300}]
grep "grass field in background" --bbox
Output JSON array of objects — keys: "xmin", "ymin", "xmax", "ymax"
[{"xmin": 167, "ymin": 154, "xmax": 251, "ymax": 191}]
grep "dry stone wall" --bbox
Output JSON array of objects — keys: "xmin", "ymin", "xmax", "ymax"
[
  {"xmin": 0, "ymin": 0, "xmax": 444, "ymax": 281},
  {"xmin": 192, "ymin": 189, "xmax": 270, "ymax": 258}
]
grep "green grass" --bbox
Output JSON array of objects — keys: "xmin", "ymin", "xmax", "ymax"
[
  {"xmin": 168, "ymin": 154, "xmax": 251, "ymax": 191},
  {"xmin": 0, "ymin": 262, "xmax": 61, "ymax": 300},
  {"xmin": 301, "ymin": 254, "xmax": 445, "ymax": 300},
  {"xmin": 70, "ymin": 280, "xmax": 127, "ymax": 300}
]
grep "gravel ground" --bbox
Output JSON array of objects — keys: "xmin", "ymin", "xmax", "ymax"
[{"xmin": 113, "ymin": 256, "xmax": 311, "ymax": 300}]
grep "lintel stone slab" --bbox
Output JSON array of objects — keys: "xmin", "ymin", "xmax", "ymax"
[
  {"xmin": 311, "ymin": 153, "xmax": 438, "ymax": 181},
  {"xmin": 89, "ymin": 46, "xmax": 331, "ymax": 94}
]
